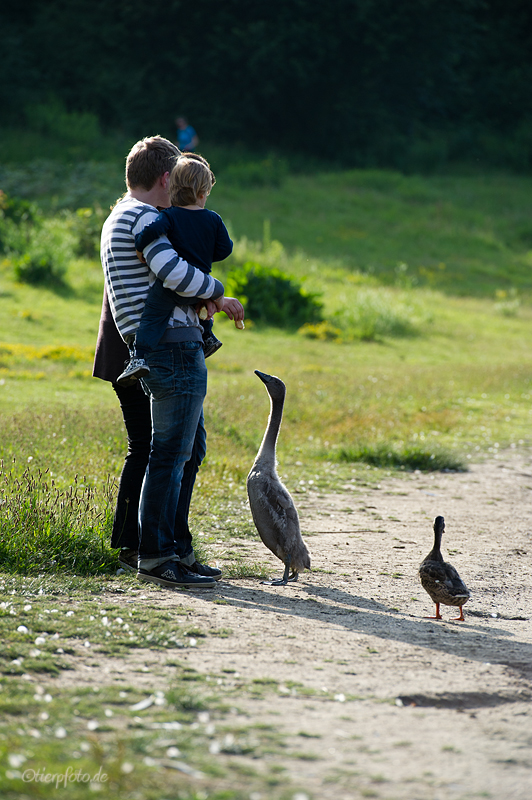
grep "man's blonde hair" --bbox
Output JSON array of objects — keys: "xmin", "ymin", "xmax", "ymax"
[
  {"xmin": 169, "ymin": 154, "xmax": 216, "ymax": 206},
  {"xmin": 126, "ymin": 136, "xmax": 180, "ymax": 191}
]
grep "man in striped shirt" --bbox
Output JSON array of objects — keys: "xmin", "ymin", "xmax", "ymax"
[{"xmin": 101, "ymin": 136, "xmax": 244, "ymax": 589}]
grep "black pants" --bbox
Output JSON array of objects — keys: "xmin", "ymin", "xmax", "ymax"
[{"xmin": 111, "ymin": 383, "xmax": 152, "ymax": 549}]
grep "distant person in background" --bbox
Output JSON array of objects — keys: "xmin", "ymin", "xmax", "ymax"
[{"xmin": 176, "ymin": 116, "xmax": 199, "ymax": 152}]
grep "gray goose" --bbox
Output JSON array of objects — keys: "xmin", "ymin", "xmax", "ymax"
[
  {"xmin": 419, "ymin": 516, "xmax": 470, "ymax": 620},
  {"xmin": 247, "ymin": 370, "xmax": 311, "ymax": 585}
]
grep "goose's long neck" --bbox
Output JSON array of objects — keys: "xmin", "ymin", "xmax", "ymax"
[{"xmin": 257, "ymin": 394, "xmax": 284, "ymax": 461}]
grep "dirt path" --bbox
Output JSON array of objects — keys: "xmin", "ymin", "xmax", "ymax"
[{"xmin": 71, "ymin": 455, "xmax": 532, "ymax": 798}]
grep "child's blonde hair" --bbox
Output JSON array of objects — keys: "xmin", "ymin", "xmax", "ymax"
[{"xmin": 169, "ymin": 154, "xmax": 216, "ymax": 206}]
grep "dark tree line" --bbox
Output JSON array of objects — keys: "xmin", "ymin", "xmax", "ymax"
[{"xmin": 2, "ymin": 0, "xmax": 532, "ymax": 168}]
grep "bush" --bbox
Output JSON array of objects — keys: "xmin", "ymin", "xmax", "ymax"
[
  {"xmin": 8, "ymin": 216, "xmax": 77, "ymax": 286},
  {"xmin": 27, "ymin": 98, "xmax": 101, "ymax": 145},
  {"xmin": 330, "ymin": 288, "xmax": 420, "ymax": 341},
  {"xmin": 225, "ymin": 261, "xmax": 323, "ymax": 328},
  {"xmin": 0, "ymin": 190, "xmax": 40, "ymax": 254},
  {"xmin": 69, "ymin": 206, "xmax": 108, "ymax": 258}
]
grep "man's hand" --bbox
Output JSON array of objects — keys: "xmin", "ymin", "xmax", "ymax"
[
  {"xmin": 197, "ymin": 299, "xmax": 218, "ymax": 320},
  {"xmin": 136, "ymin": 249, "xmax": 146, "ymax": 264}
]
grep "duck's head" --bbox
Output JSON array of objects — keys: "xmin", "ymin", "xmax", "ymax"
[
  {"xmin": 254, "ymin": 370, "xmax": 286, "ymax": 401},
  {"xmin": 433, "ymin": 516, "xmax": 445, "ymax": 538}
]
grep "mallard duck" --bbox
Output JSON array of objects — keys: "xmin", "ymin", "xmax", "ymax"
[
  {"xmin": 247, "ymin": 370, "xmax": 311, "ymax": 585},
  {"xmin": 419, "ymin": 516, "xmax": 470, "ymax": 621}
]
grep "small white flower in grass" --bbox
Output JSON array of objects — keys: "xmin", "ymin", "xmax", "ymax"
[
  {"xmin": 80, "ymin": 742, "xmax": 90, "ymax": 752},
  {"xmin": 334, "ymin": 693, "xmax": 346, "ymax": 703},
  {"xmin": 89, "ymin": 782, "xmax": 102, "ymax": 792},
  {"xmin": 23, "ymin": 604, "xmax": 32, "ymax": 612},
  {"xmin": 87, "ymin": 720, "xmax": 99, "ymax": 731},
  {"xmin": 84, "ymin": 641, "xmax": 91, "ymax": 648},
  {"xmin": 11, "ymin": 658, "xmax": 23, "ymax": 666},
  {"xmin": 197, "ymin": 711, "xmax": 209, "ymax": 723},
  {"xmin": 321, "ymin": 686, "xmax": 328, "ymax": 693},
  {"xmin": 44, "ymin": 694, "xmax": 52, "ymax": 703},
  {"xmin": 166, "ymin": 747, "xmax": 180, "ymax": 758},
  {"xmin": 29, "ymin": 649, "xmax": 41, "ymax": 657},
  {"xmin": 119, "ymin": 691, "xmax": 128, "ymax": 698},
  {"xmin": 89, "ymin": 615, "xmax": 95, "ymax": 620},
  {"xmin": 104, "ymin": 709, "xmax": 113, "ymax": 718},
  {"xmin": 130, "ymin": 696, "xmax": 154, "ymax": 712},
  {"xmin": 250, "ymin": 793, "xmax": 262, "ymax": 800},
  {"xmin": 189, "ymin": 638, "xmax": 197, "ymax": 647},
  {"xmin": 278, "ymin": 685, "xmax": 290, "ymax": 694},
  {"xmin": 101, "ymin": 617, "xmax": 109, "ymax": 626},
  {"xmin": 209, "ymin": 741, "xmax": 220, "ymax": 754},
  {"xmin": 293, "ymin": 794, "xmax": 310, "ymax": 800},
  {"xmin": 205, "ymin": 723, "xmax": 216, "ymax": 735},
  {"xmin": 66, "ymin": 610, "xmax": 74, "ymax": 617},
  {"xmin": 121, "ymin": 762, "xmax": 134, "ymax": 774},
  {"xmin": 28, "ymin": 728, "xmax": 41, "ymax": 738},
  {"xmin": 27, "ymin": 456, "xmax": 33, "ymax": 463},
  {"xmin": 56, "ymin": 648, "xmax": 64, "ymax": 654},
  {"xmin": 35, "ymin": 637, "xmax": 46, "ymax": 645},
  {"xmin": 52, "ymin": 633, "xmax": 59, "ymax": 639},
  {"xmin": 39, "ymin": 712, "xmax": 49, "ymax": 720},
  {"xmin": 17, "ymin": 625, "xmax": 29, "ymax": 634},
  {"xmin": 8, "ymin": 754, "xmax": 26, "ymax": 768},
  {"xmin": 55, "ymin": 727, "xmax": 67, "ymax": 738},
  {"xmin": 143, "ymin": 757, "xmax": 158, "ymax": 767},
  {"xmin": 115, "ymin": 617, "xmax": 123, "ymax": 624}
]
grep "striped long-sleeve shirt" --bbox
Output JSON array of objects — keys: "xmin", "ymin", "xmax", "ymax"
[{"xmin": 100, "ymin": 195, "xmax": 224, "ymax": 343}]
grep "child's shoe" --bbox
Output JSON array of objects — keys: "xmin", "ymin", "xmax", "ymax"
[
  {"xmin": 202, "ymin": 333, "xmax": 223, "ymax": 358},
  {"xmin": 116, "ymin": 357, "xmax": 150, "ymax": 387}
]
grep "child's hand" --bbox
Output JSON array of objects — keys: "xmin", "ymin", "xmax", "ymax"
[
  {"xmin": 222, "ymin": 297, "xmax": 245, "ymax": 328},
  {"xmin": 136, "ymin": 249, "xmax": 146, "ymax": 264}
]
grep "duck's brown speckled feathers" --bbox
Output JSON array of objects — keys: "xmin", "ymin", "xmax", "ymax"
[{"xmin": 419, "ymin": 516, "xmax": 470, "ymax": 621}]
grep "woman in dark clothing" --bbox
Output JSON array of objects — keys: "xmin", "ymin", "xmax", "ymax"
[{"xmin": 92, "ymin": 289, "xmax": 151, "ymax": 571}]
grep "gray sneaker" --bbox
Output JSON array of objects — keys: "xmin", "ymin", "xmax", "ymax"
[
  {"xmin": 116, "ymin": 358, "xmax": 150, "ymax": 387},
  {"xmin": 137, "ymin": 561, "xmax": 215, "ymax": 589}
]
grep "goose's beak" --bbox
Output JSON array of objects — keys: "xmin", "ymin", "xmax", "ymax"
[{"xmin": 254, "ymin": 370, "xmax": 273, "ymax": 383}]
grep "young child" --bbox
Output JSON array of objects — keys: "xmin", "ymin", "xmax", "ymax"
[{"xmin": 116, "ymin": 154, "xmax": 233, "ymax": 387}]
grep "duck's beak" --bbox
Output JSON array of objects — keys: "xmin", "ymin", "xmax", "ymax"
[{"xmin": 254, "ymin": 370, "xmax": 273, "ymax": 383}]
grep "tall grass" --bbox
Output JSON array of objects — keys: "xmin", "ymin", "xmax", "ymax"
[{"xmin": 0, "ymin": 460, "xmax": 117, "ymax": 575}]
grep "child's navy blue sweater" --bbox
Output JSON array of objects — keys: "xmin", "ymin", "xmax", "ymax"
[{"xmin": 134, "ymin": 206, "xmax": 233, "ymax": 273}]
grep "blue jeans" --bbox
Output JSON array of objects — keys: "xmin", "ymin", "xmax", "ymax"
[{"xmin": 138, "ymin": 341, "xmax": 207, "ymax": 567}]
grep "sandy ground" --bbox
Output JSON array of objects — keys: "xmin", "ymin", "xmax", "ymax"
[{"xmin": 62, "ymin": 454, "xmax": 532, "ymax": 799}]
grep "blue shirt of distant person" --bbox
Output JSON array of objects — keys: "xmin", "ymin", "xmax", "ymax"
[{"xmin": 176, "ymin": 116, "xmax": 199, "ymax": 152}]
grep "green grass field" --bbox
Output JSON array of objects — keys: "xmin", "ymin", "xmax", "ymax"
[
  {"xmin": 2, "ymin": 160, "xmax": 532, "ymax": 580},
  {"xmin": 1, "ymin": 143, "xmax": 532, "ymax": 799}
]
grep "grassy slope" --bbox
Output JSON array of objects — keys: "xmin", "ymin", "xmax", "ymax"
[{"xmin": 1, "ymin": 162, "xmax": 532, "ymax": 508}]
